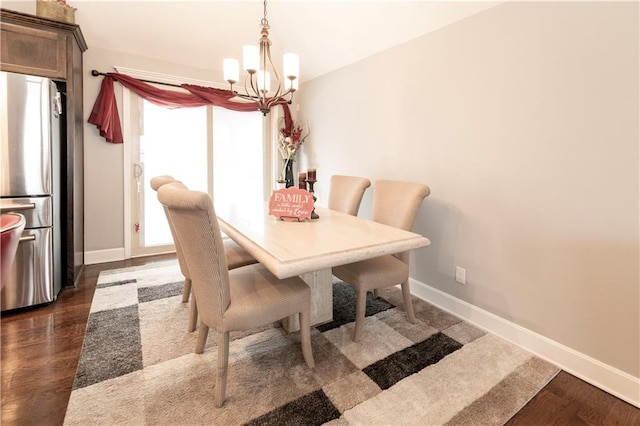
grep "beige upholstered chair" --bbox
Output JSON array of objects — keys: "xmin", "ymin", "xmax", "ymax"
[
  {"xmin": 157, "ymin": 183, "xmax": 314, "ymax": 407},
  {"xmin": 333, "ymin": 180, "xmax": 430, "ymax": 342},
  {"xmin": 150, "ymin": 176, "xmax": 257, "ymax": 332},
  {"xmin": 327, "ymin": 175, "xmax": 371, "ymax": 216}
]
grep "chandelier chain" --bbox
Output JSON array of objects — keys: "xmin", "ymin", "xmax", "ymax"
[{"xmin": 261, "ymin": 0, "xmax": 268, "ymax": 25}]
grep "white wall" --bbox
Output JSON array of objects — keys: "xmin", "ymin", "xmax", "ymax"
[{"xmin": 297, "ymin": 0, "xmax": 639, "ymax": 394}]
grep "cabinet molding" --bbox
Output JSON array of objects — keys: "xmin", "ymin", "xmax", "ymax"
[{"xmin": 1, "ymin": 22, "xmax": 67, "ymax": 79}]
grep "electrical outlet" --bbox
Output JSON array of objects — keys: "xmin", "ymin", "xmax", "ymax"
[{"xmin": 455, "ymin": 266, "xmax": 466, "ymax": 285}]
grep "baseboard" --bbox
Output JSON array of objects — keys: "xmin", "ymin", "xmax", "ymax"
[
  {"xmin": 84, "ymin": 248, "xmax": 125, "ymax": 265},
  {"xmin": 410, "ymin": 278, "xmax": 640, "ymax": 408}
]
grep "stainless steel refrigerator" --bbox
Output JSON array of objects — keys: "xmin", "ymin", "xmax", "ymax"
[{"xmin": 0, "ymin": 71, "xmax": 63, "ymax": 311}]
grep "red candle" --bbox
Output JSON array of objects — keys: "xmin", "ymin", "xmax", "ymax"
[
  {"xmin": 298, "ymin": 172, "xmax": 307, "ymax": 189},
  {"xmin": 307, "ymin": 167, "xmax": 317, "ymax": 180}
]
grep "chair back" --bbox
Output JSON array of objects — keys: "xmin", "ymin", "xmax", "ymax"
[
  {"xmin": 150, "ymin": 175, "xmax": 177, "ymax": 191},
  {"xmin": 1, "ymin": 213, "xmax": 26, "ymax": 289},
  {"xmin": 158, "ymin": 184, "xmax": 230, "ymax": 328},
  {"xmin": 372, "ymin": 180, "xmax": 430, "ymax": 231},
  {"xmin": 328, "ymin": 175, "xmax": 371, "ymax": 216},
  {"xmin": 150, "ymin": 176, "xmax": 190, "ymax": 279}
]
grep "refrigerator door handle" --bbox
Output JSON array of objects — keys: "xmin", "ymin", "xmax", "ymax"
[
  {"xmin": 0, "ymin": 203, "xmax": 36, "ymax": 212},
  {"xmin": 19, "ymin": 235, "xmax": 36, "ymax": 243},
  {"xmin": 54, "ymin": 92, "xmax": 63, "ymax": 118}
]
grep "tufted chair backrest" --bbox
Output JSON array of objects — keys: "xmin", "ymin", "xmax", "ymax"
[
  {"xmin": 372, "ymin": 180, "xmax": 430, "ymax": 231},
  {"xmin": 157, "ymin": 184, "xmax": 231, "ymax": 328},
  {"xmin": 328, "ymin": 175, "xmax": 371, "ymax": 216}
]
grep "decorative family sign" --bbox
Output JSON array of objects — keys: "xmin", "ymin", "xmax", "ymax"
[{"xmin": 269, "ymin": 187, "xmax": 315, "ymax": 221}]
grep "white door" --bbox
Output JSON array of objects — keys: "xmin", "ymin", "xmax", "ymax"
[{"xmin": 127, "ymin": 93, "xmax": 264, "ymax": 258}]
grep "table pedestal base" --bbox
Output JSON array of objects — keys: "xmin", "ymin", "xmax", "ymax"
[{"xmin": 282, "ymin": 268, "xmax": 333, "ymax": 333}]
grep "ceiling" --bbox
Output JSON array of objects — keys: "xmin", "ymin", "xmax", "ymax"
[{"xmin": 3, "ymin": 1, "xmax": 502, "ymax": 82}]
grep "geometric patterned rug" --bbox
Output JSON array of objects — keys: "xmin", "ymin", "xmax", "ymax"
[{"xmin": 63, "ymin": 260, "xmax": 559, "ymax": 425}]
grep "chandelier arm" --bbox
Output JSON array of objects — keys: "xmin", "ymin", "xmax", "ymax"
[
  {"xmin": 265, "ymin": 85, "xmax": 295, "ymax": 109},
  {"xmin": 244, "ymin": 72, "xmax": 260, "ymax": 101},
  {"xmin": 265, "ymin": 45, "xmax": 283, "ymax": 101},
  {"xmin": 284, "ymin": 90, "xmax": 294, "ymax": 104},
  {"xmin": 233, "ymin": 92, "xmax": 259, "ymax": 102}
]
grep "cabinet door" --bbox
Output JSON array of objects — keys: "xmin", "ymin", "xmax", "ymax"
[{"xmin": 0, "ymin": 22, "xmax": 67, "ymax": 79}]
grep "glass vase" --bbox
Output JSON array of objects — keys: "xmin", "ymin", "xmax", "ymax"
[{"xmin": 283, "ymin": 158, "xmax": 294, "ymax": 188}]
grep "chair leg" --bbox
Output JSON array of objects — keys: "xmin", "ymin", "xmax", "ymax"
[
  {"xmin": 401, "ymin": 281, "xmax": 416, "ymax": 323},
  {"xmin": 215, "ymin": 331, "xmax": 230, "ymax": 408},
  {"xmin": 182, "ymin": 278, "xmax": 192, "ymax": 303},
  {"xmin": 195, "ymin": 323, "xmax": 209, "ymax": 354},
  {"xmin": 188, "ymin": 293, "xmax": 198, "ymax": 332},
  {"xmin": 299, "ymin": 311, "xmax": 315, "ymax": 368},
  {"xmin": 353, "ymin": 288, "xmax": 367, "ymax": 342}
]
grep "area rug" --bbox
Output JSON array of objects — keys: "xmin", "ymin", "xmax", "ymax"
[{"xmin": 64, "ymin": 260, "xmax": 559, "ymax": 425}]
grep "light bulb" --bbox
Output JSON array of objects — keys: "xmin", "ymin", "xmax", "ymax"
[
  {"xmin": 243, "ymin": 45, "xmax": 259, "ymax": 73},
  {"xmin": 223, "ymin": 58, "xmax": 239, "ymax": 84},
  {"xmin": 283, "ymin": 53, "xmax": 299, "ymax": 79},
  {"xmin": 257, "ymin": 70, "xmax": 270, "ymax": 92}
]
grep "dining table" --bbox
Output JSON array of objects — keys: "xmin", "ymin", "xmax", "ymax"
[{"xmin": 216, "ymin": 203, "xmax": 430, "ymax": 332}]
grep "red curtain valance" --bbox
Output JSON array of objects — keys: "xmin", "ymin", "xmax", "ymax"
[{"xmin": 88, "ymin": 72, "xmax": 292, "ymax": 144}]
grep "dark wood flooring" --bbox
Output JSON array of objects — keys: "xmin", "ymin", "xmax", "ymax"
[{"xmin": 1, "ymin": 254, "xmax": 639, "ymax": 425}]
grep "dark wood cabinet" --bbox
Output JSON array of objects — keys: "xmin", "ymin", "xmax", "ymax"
[{"xmin": 1, "ymin": 8, "xmax": 87, "ymax": 286}]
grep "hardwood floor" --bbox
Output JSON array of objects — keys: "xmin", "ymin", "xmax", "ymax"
[
  {"xmin": 0, "ymin": 254, "xmax": 175, "ymax": 426},
  {"xmin": 1, "ymin": 254, "xmax": 639, "ymax": 425},
  {"xmin": 506, "ymin": 371, "xmax": 640, "ymax": 425}
]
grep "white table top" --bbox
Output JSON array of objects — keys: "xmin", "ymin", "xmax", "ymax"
[{"xmin": 217, "ymin": 204, "xmax": 430, "ymax": 279}]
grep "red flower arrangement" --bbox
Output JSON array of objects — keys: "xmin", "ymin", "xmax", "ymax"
[
  {"xmin": 277, "ymin": 116, "xmax": 309, "ymax": 184},
  {"xmin": 278, "ymin": 117, "xmax": 309, "ymax": 161}
]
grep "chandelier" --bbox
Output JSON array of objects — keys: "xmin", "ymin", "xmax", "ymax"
[{"xmin": 223, "ymin": 0, "xmax": 299, "ymax": 115}]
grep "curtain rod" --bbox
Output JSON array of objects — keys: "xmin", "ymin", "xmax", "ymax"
[{"xmin": 90, "ymin": 69, "xmax": 182, "ymax": 88}]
